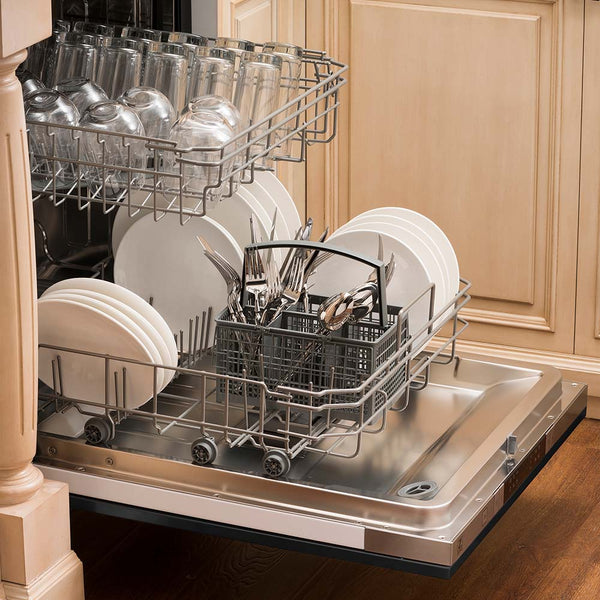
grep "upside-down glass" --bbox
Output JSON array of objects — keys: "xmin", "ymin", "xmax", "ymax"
[
  {"xmin": 18, "ymin": 69, "xmax": 45, "ymax": 99},
  {"xmin": 118, "ymin": 86, "xmax": 176, "ymax": 139},
  {"xmin": 55, "ymin": 78, "xmax": 108, "ymax": 114},
  {"xmin": 79, "ymin": 101, "xmax": 148, "ymax": 197},
  {"xmin": 262, "ymin": 42, "xmax": 303, "ymax": 159},
  {"xmin": 120, "ymin": 26, "xmax": 162, "ymax": 42},
  {"xmin": 52, "ymin": 32, "xmax": 103, "ymax": 86},
  {"xmin": 215, "ymin": 37, "xmax": 255, "ymax": 84},
  {"xmin": 167, "ymin": 31, "xmax": 207, "ymax": 68},
  {"xmin": 25, "ymin": 90, "xmax": 80, "ymax": 192},
  {"xmin": 187, "ymin": 47, "xmax": 235, "ymax": 103},
  {"xmin": 165, "ymin": 110, "xmax": 236, "ymax": 210},
  {"xmin": 95, "ymin": 38, "xmax": 143, "ymax": 99},
  {"xmin": 184, "ymin": 95, "xmax": 243, "ymax": 194},
  {"xmin": 233, "ymin": 51, "xmax": 282, "ymax": 163},
  {"xmin": 24, "ymin": 20, "xmax": 70, "ymax": 83},
  {"xmin": 72, "ymin": 22, "xmax": 115, "ymax": 37},
  {"xmin": 142, "ymin": 42, "xmax": 188, "ymax": 112}
]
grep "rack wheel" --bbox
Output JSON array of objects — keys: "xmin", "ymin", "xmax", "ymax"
[
  {"xmin": 191, "ymin": 436, "xmax": 218, "ymax": 465},
  {"xmin": 263, "ymin": 450, "xmax": 291, "ymax": 478},
  {"xmin": 84, "ymin": 417, "xmax": 112, "ymax": 445}
]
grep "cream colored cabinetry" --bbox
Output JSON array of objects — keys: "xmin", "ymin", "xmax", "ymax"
[
  {"xmin": 575, "ymin": 0, "xmax": 600, "ymax": 397},
  {"xmin": 218, "ymin": 0, "xmax": 306, "ymax": 220},
  {"xmin": 306, "ymin": 0, "xmax": 584, "ymax": 355},
  {"xmin": 219, "ymin": 0, "xmax": 600, "ymax": 399}
]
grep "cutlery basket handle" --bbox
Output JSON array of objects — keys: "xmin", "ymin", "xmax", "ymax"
[{"xmin": 242, "ymin": 240, "xmax": 390, "ymax": 327}]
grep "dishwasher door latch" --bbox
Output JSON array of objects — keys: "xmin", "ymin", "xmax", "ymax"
[{"xmin": 505, "ymin": 434, "xmax": 518, "ymax": 472}]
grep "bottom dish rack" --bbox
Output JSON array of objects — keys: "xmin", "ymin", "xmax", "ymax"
[{"xmin": 38, "ymin": 271, "xmax": 471, "ymax": 478}]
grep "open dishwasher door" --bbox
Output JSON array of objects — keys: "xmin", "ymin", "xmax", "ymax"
[{"xmin": 36, "ymin": 356, "xmax": 586, "ymax": 579}]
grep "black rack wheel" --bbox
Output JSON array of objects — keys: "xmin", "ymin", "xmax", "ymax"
[
  {"xmin": 263, "ymin": 449, "xmax": 291, "ymax": 478},
  {"xmin": 191, "ymin": 436, "xmax": 218, "ymax": 466},
  {"xmin": 84, "ymin": 417, "xmax": 112, "ymax": 445}
]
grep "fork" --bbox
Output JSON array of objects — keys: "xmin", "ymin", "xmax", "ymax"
[
  {"xmin": 196, "ymin": 236, "xmax": 246, "ymax": 323},
  {"xmin": 245, "ymin": 216, "xmax": 269, "ymax": 323},
  {"xmin": 264, "ymin": 252, "xmax": 305, "ymax": 326}
]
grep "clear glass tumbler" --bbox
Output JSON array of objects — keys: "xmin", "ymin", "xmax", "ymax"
[
  {"xmin": 18, "ymin": 69, "xmax": 45, "ymax": 100},
  {"xmin": 167, "ymin": 32, "xmax": 207, "ymax": 69},
  {"xmin": 186, "ymin": 47, "xmax": 235, "ymax": 103},
  {"xmin": 262, "ymin": 42, "xmax": 303, "ymax": 159},
  {"xmin": 165, "ymin": 109, "xmax": 236, "ymax": 210},
  {"xmin": 215, "ymin": 37, "xmax": 255, "ymax": 78},
  {"xmin": 183, "ymin": 95, "xmax": 242, "ymax": 194},
  {"xmin": 120, "ymin": 26, "xmax": 162, "ymax": 42},
  {"xmin": 95, "ymin": 38, "xmax": 143, "ymax": 99},
  {"xmin": 72, "ymin": 22, "xmax": 115, "ymax": 38},
  {"xmin": 52, "ymin": 32, "xmax": 103, "ymax": 86},
  {"xmin": 55, "ymin": 78, "xmax": 108, "ymax": 115},
  {"xmin": 142, "ymin": 42, "xmax": 188, "ymax": 113},
  {"xmin": 233, "ymin": 51, "xmax": 282, "ymax": 162},
  {"xmin": 25, "ymin": 89, "xmax": 80, "ymax": 192},
  {"xmin": 118, "ymin": 86, "xmax": 176, "ymax": 139},
  {"xmin": 24, "ymin": 20, "xmax": 70, "ymax": 83},
  {"xmin": 79, "ymin": 101, "xmax": 148, "ymax": 197}
]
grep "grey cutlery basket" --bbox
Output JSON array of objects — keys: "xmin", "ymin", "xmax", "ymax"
[{"xmin": 214, "ymin": 241, "xmax": 409, "ymax": 419}]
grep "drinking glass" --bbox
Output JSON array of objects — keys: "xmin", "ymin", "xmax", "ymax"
[
  {"xmin": 18, "ymin": 69, "xmax": 45, "ymax": 99},
  {"xmin": 24, "ymin": 20, "xmax": 70, "ymax": 84},
  {"xmin": 183, "ymin": 95, "xmax": 242, "ymax": 193},
  {"xmin": 120, "ymin": 26, "xmax": 162, "ymax": 42},
  {"xmin": 165, "ymin": 110, "xmax": 235, "ymax": 210},
  {"xmin": 186, "ymin": 47, "xmax": 235, "ymax": 103},
  {"xmin": 233, "ymin": 51, "xmax": 281, "ymax": 162},
  {"xmin": 168, "ymin": 32, "xmax": 208, "ymax": 71},
  {"xmin": 215, "ymin": 37, "xmax": 255, "ymax": 78},
  {"xmin": 72, "ymin": 22, "xmax": 115, "ymax": 38},
  {"xmin": 79, "ymin": 101, "xmax": 147, "ymax": 197},
  {"xmin": 262, "ymin": 42, "xmax": 303, "ymax": 158},
  {"xmin": 142, "ymin": 42, "xmax": 188, "ymax": 113},
  {"xmin": 52, "ymin": 32, "xmax": 103, "ymax": 86},
  {"xmin": 119, "ymin": 86, "xmax": 176, "ymax": 139},
  {"xmin": 95, "ymin": 38, "xmax": 143, "ymax": 99},
  {"xmin": 25, "ymin": 90, "xmax": 80, "ymax": 192},
  {"xmin": 55, "ymin": 78, "xmax": 108, "ymax": 114}
]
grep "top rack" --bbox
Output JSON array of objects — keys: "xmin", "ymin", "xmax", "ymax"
[{"xmin": 27, "ymin": 44, "xmax": 347, "ymax": 223}]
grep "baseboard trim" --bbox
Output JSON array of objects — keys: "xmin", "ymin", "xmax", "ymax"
[
  {"xmin": 430, "ymin": 338, "xmax": 599, "ymax": 416},
  {"xmin": 3, "ymin": 552, "xmax": 83, "ymax": 600}
]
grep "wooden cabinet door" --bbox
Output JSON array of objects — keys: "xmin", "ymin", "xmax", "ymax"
[
  {"xmin": 306, "ymin": 0, "xmax": 583, "ymax": 353},
  {"xmin": 575, "ymin": 0, "xmax": 600, "ymax": 358},
  {"xmin": 217, "ymin": 0, "xmax": 306, "ymax": 221}
]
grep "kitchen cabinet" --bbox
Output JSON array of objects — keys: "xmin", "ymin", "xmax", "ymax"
[
  {"xmin": 219, "ymin": 0, "xmax": 600, "ymax": 400},
  {"xmin": 218, "ymin": 0, "xmax": 306, "ymax": 221}
]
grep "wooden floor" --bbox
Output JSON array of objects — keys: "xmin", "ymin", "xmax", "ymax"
[{"xmin": 71, "ymin": 418, "xmax": 600, "ymax": 600}]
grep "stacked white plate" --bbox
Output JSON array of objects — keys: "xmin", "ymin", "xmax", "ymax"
[
  {"xmin": 311, "ymin": 207, "xmax": 459, "ymax": 348},
  {"xmin": 38, "ymin": 278, "xmax": 179, "ymax": 416},
  {"xmin": 112, "ymin": 171, "xmax": 302, "ymax": 343}
]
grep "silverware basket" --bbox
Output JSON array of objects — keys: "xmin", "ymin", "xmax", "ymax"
[{"xmin": 214, "ymin": 295, "xmax": 409, "ymax": 419}]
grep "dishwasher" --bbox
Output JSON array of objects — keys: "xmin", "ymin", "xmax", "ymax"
[{"xmin": 30, "ymin": 0, "xmax": 587, "ymax": 580}]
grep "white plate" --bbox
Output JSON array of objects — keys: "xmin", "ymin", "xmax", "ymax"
[
  {"xmin": 348, "ymin": 207, "xmax": 459, "ymax": 299},
  {"xmin": 253, "ymin": 171, "xmax": 302, "ymax": 234},
  {"xmin": 111, "ymin": 190, "xmax": 154, "ymax": 255},
  {"xmin": 114, "ymin": 213, "xmax": 243, "ymax": 345},
  {"xmin": 38, "ymin": 296, "xmax": 156, "ymax": 410},
  {"xmin": 311, "ymin": 228, "xmax": 435, "ymax": 346},
  {"xmin": 42, "ymin": 278, "xmax": 178, "ymax": 367},
  {"xmin": 338, "ymin": 219, "xmax": 450, "ymax": 310},
  {"xmin": 45, "ymin": 291, "xmax": 167, "ymax": 392},
  {"xmin": 242, "ymin": 179, "xmax": 292, "ymax": 241},
  {"xmin": 43, "ymin": 288, "xmax": 174, "ymax": 390}
]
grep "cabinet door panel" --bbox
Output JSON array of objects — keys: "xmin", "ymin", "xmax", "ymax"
[
  {"xmin": 307, "ymin": 0, "xmax": 582, "ymax": 352},
  {"xmin": 218, "ymin": 0, "xmax": 306, "ymax": 221},
  {"xmin": 575, "ymin": 0, "xmax": 600, "ymax": 357}
]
